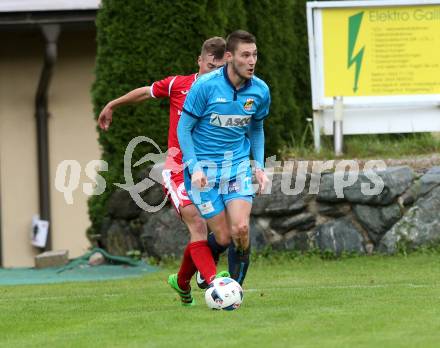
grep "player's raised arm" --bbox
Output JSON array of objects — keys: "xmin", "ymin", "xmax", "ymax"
[{"xmin": 98, "ymin": 86, "xmax": 151, "ymax": 131}]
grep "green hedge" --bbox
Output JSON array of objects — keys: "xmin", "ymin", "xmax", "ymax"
[{"xmin": 89, "ymin": 0, "xmax": 311, "ymax": 236}]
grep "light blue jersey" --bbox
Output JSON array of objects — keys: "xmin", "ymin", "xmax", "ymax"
[
  {"xmin": 177, "ymin": 65, "xmax": 270, "ymax": 218},
  {"xmin": 180, "ymin": 65, "xmax": 270, "ymax": 178}
]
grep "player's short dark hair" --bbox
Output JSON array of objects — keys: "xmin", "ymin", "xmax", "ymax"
[
  {"xmin": 226, "ymin": 30, "xmax": 256, "ymax": 53},
  {"xmin": 201, "ymin": 36, "xmax": 226, "ymax": 60}
]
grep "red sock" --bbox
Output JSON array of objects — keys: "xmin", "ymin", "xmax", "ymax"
[
  {"xmin": 189, "ymin": 240, "xmax": 217, "ymax": 284},
  {"xmin": 177, "ymin": 245, "xmax": 197, "ymax": 291}
]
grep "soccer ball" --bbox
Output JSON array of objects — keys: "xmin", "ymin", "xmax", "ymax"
[{"xmin": 205, "ymin": 277, "xmax": 243, "ymax": 310}]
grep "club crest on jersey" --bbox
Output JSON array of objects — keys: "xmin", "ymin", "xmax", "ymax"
[
  {"xmin": 244, "ymin": 98, "xmax": 254, "ymax": 111},
  {"xmin": 210, "ymin": 113, "xmax": 251, "ymax": 128}
]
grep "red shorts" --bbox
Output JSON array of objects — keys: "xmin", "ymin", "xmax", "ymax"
[{"xmin": 161, "ymin": 169, "xmax": 192, "ymax": 213}]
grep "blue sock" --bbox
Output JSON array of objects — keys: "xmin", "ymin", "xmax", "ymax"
[
  {"xmin": 228, "ymin": 244, "xmax": 250, "ymax": 286},
  {"xmin": 207, "ymin": 233, "xmax": 228, "ymax": 264}
]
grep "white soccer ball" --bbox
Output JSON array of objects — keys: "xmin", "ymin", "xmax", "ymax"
[{"xmin": 204, "ymin": 277, "xmax": 243, "ymax": 310}]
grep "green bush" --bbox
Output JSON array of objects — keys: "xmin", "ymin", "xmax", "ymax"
[{"xmin": 89, "ymin": 0, "xmax": 312, "ymax": 236}]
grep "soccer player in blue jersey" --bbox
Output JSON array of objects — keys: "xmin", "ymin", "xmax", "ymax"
[{"xmin": 177, "ymin": 30, "xmax": 271, "ymax": 286}]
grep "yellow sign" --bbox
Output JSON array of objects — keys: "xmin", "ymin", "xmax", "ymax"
[{"xmin": 323, "ymin": 5, "xmax": 440, "ymax": 97}]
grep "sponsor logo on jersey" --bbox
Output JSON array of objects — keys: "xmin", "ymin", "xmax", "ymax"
[
  {"xmin": 216, "ymin": 97, "xmax": 227, "ymax": 103},
  {"xmin": 227, "ymin": 180, "xmax": 241, "ymax": 193},
  {"xmin": 209, "ymin": 113, "xmax": 251, "ymax": 128},
  {"xmin": 244, "ymin": 98, "xmax": 254, "ymax": 111},
  {"xmin": 210, "ymin": 114, "xmax": 222, "ymax": 127},
  {"xmin": 198, "ymin": 201, "xmax": 214, "ymax": 215}
]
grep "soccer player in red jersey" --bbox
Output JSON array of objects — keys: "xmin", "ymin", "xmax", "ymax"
[{"xmin": 98, "ymin": 37, "xmax": 227, "ymax": 306}]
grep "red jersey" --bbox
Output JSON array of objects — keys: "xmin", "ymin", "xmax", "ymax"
[{"xmin": 150, "ymin": 73, "xmax": 198, "ymax": 171}]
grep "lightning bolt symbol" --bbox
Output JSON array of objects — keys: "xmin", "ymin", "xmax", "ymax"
[{"xmin": 348, "ymin": 12, "xmax": 365, "ymax": 93}]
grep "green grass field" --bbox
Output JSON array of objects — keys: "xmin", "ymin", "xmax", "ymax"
[
  {"xmin": 284, "ymin": 133, "xmax": 440, "ymax": 160},
  {"xmin": 2, "ymin": 253, "xmax": 440, "ymax": 348}
]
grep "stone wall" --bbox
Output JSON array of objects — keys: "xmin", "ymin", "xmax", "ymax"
[{"xmin": 93, "ymin": 166, "xmax": 440, "ymax": 258}]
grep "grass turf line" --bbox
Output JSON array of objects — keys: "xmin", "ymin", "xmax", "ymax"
[{"xmin": 1, "ymin": 253, "xmax": 440, "ymax": 347}]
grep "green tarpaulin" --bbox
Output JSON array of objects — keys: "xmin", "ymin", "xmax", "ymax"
[{"xmin": 0, "ymin": 248, "xmax": 157, "ymax": 286}]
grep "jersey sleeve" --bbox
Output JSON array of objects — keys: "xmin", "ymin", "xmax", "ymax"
[
  {"xmin": 177, "ymin": 113, "xmax": 201, "ymax": 174},
  {"xmin": 182, "ymin": 79, "xmax": 209, "ymax": 118},
  {"xmin": 248, "ymin": 118, "xmax": 265, "ymax": 169},
  {"xmin": 254, "ymin": 88, "xmax": 271, "ymax": 121},
  {"xmin": 150, "ymin": 76, "xmax": 176, "ymax": 98}
]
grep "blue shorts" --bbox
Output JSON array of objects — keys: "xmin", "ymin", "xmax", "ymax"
[{"xmin": 184, "ymin": 167, "xmax": 254, "ymax": 219}]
